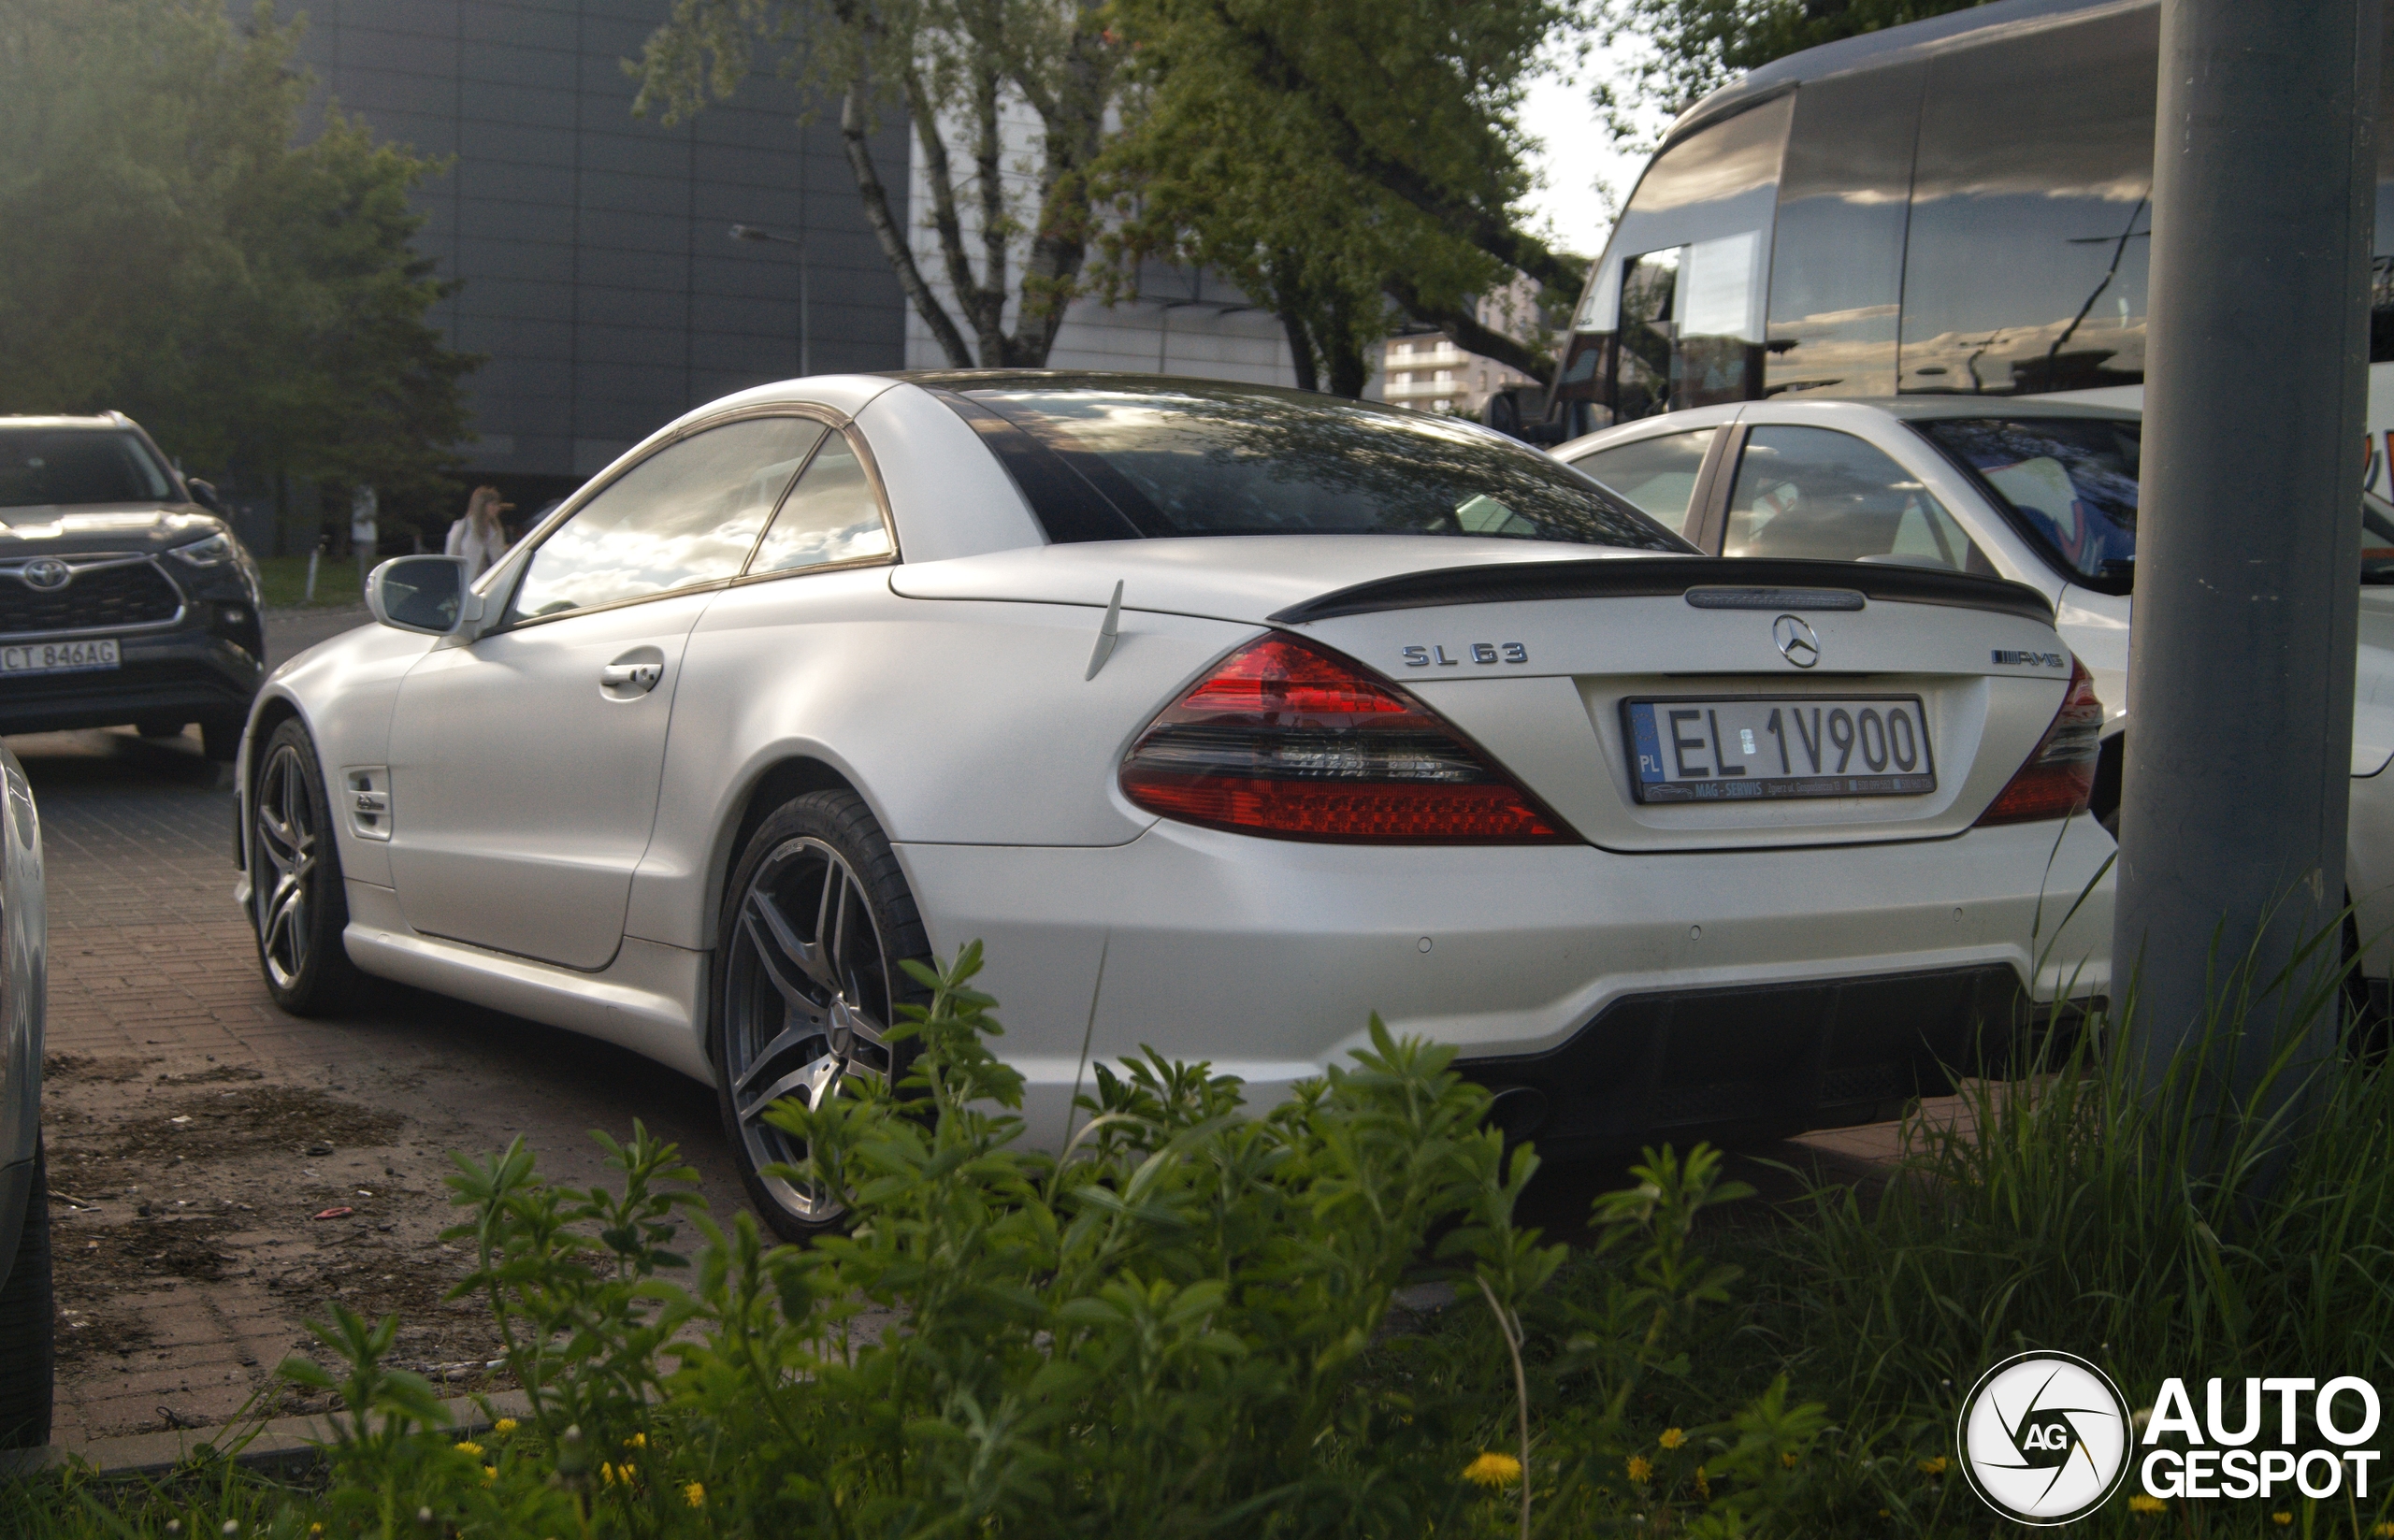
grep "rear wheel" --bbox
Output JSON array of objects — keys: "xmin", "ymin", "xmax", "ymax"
[
  {"xmin": 250, "ymin": 718, "xmax": 362, "ymax": 1015},
  {"xmin": 0, "ymin": 1143, "xmax": 54, "ymax": 1449},
  {"xmin": 712, "ymin": 790, "xmax": 929, "ymax": 1244}
]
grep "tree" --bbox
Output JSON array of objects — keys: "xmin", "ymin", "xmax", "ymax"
[
  {"xmin": 1594, "ymin": 0, "xmax": 1993, "ymax": 129},
  {"xmin": 1100, "ymin": 0, "xmax": 1591, "ymax": 389},
  {"xmin": 634, "ymin": 0, "xmax": 1123, "ymax": 369},
  {"xmin": 0, "ymin": 0, "xmax": 477, "ymax": 536}
]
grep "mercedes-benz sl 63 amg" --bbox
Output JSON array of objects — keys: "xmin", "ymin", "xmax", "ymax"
[{"xmin": 235, "ymin": 374, "xmax": 2113, "ymax": 1237}]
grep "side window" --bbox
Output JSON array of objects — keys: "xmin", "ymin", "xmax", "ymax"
[
  {"xmin": 1725, "ymin": 425, "xmax": 1987, "ymax": 573},
  {"xmin": 512, "ymin": 417, "xmax": 827, "ymax": 621},
  {"xmin": 747, "ymin": 434, "xmax": 892, "ymax": 575},
  {"xmin": 1567, "ymin": 427, "xmax": 1716, "ymax": 538}
]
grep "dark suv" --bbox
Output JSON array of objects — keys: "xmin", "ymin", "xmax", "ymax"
[{"xmin": 0, "ymin": 414, "xmax": 265, "ymax": 759}]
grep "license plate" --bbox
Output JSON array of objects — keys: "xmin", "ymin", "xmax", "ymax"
[
  {"xmin": 1624, "ymin": 696, "xmax": 1936, "ymax": 802},
  {"xmin": 1, "ymin": 638, "xmax": 120, "ymax": 675}
]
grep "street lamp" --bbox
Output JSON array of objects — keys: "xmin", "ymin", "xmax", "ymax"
[{"xmin": 730, "ymin": 223, "xmax": 812, "ymax": 377}]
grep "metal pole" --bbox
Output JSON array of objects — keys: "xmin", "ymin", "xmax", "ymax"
[{"xmin": 2117, "ymin": 0, "xmax": 2379, "ymax": 1115}]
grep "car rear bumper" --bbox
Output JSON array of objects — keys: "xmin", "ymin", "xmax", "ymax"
[{"xmin": 894, "ymin": 813, "xmax": 2115, "ymax": 1149}]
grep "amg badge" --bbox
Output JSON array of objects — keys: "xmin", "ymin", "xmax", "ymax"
[{"xmin": 1991, "ymin": 649, "xmax": 2067, "ymax": 669}]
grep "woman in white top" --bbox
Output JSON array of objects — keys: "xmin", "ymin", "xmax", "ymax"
[{"xmin": 444, "ymin": 485, "xmax": 512, "ymax": 581}]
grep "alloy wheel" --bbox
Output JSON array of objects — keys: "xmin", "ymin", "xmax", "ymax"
[
  {"xmin": 722, "ymin": 835, "xmax": 899, "ymax": 1225},
  {"xmin": 252, "ymin": 742, "xmax": 318, "ymax": 990}
]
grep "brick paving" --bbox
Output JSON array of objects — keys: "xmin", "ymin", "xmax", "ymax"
[{"xmin": 16, "ymin": 607, "xmax": 752, "ymax": 1443}]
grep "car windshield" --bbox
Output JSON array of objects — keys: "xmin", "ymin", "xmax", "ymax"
[
  {"xmin": 0, "ymin": 428, "xmax": 176, "ymax": 509},
  {"xmin": 1912, "ymin": 416, "xmax": 2141, "ymax": 592},
  {"xmin": 935, "ymin": 379, "xmax": 1690, "ymax": 551}
]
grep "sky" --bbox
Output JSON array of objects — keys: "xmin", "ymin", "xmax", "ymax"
[{"xmin": 1515, "ymin": 40, "xmax": 1678, "ymax": 263}]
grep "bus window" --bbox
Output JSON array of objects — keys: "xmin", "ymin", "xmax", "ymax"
[
  {"xmin": 1557, "ymin": 93, "xmax": 1793, "ymax": 430},
  {"xmin": 1898, "ymin": 6, "xmax": 2157, "ymax": 396},
  {"xmin": 1765, "ymin": 63, "xmax": 1925, "ymax": 399}
]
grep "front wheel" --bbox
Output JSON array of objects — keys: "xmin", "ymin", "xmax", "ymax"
[
  {"xmin": 250, "ymin": 718, "xmax": 363, "ymax": 1015},
  {"xmin": 712, "ymin": 790, "xmax": 929, "ymax": 1244}
]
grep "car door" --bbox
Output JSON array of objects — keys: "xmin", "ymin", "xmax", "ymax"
[{"xmin": 386, "ymin": 413, "xmax": 829, "ymax": 969}]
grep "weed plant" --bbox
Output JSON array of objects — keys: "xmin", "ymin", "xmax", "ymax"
[{"xmin": 11, "ymin": 929, "xmax": 2394, "ymax": 1537}]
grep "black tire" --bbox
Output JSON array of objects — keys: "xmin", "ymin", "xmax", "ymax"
[
  {"xmin": 200, "ymin": 712, "xmax": 244, "ymax": 763},
  {"xmin": 249, "ymin": 718, "xmax": 363, "ymax": 1015},
  {"xmin": 0, "ymin": 1143, "xmax": 54, "ymax": 1450},
  {"xmin": 712, "ymin": 790, "xmax": 930, "ymax": 1244}
]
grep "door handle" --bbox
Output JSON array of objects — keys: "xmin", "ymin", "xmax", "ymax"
[{"xmin": 600, "ymin": 661, "xmax": 663, "ymax": 693}]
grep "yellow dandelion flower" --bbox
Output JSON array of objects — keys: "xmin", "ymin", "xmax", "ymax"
[
  {"xmin": 1659, "ymin": 1428, "xmax": 1686, "ymax": 1450},
  {"xmin": 1877, "ymin": 1509, "xmax": 1892, "ymax": 1519},
  {"xmin": 1781, "ymin": 1450, "xmax": 1798, "ymax": 1469},
  {"xmin": 2373, "ymin": 1524, "xmax": 2394, "ymax": 1539},
  {"xmin": 2272, "ymin": 1514, "xmax": 2293, "ymax": 1528},
  {"xmin": 2128, "ymin": 1494, "xmax": 2166, "ymax": 1516},
  {"xmin": 1695, "ymin": 1465, "xmax": 1711, "ymax": 1501},
  {"xmin": 1918, "ymin": 1456, "xmax": 1949, "ymax": 1476},
  {"xmin": 598, "ymin": 1461, "xmax": 618, "ymax": 1486},
  {"xmin": 454, "ymin": 1440, "xmax": 483, "ymax": 1458},
  {"xmin": 1627, "ymin": 1454, "xmax": 1654, "ymax": 1484},
  {"xmin": 1463, "ymin": 1452, "xmax": 1522, "ymax": 1488},
  {"xmin": 483, "ymin": 1465, "xmax": 497, "ymax": 1485},
  {"xmin": 684, "ymin": 1482, "xmax": 707, "ymax": 1509},
  {"xmin": 624, "ymin": 1432, "xmax": 646, "ymax": 1450},
  {"xmin": 493, "ymin": 1418, "xmax": 518, "ymax": 1437}
]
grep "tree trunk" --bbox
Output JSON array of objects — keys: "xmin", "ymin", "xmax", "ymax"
[{"xmin": 840, "ymin": 77, "xmax": 976, "ymax": 367}]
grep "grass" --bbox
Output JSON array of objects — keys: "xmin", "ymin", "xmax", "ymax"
[
  {"xmin": 253, "ymin": 554, "xmax": 367, "ymax": 611},
  {"xmin": 9, "ymin": 929, "xmax": 2393, "ymax": 1536}
]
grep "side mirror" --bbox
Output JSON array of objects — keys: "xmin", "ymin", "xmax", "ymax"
[
  {"xmin": 185, "ymin": 478, "xmax": 224, "ymax": 513},
  {"xmin": 367, "ymin": 554, "xmax": 483, "ymax": 636}
]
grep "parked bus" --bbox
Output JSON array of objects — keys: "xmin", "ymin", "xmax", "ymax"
[{"xmin": 1548, "ymin": 0, "xmax": 2394, "ymax": 483}]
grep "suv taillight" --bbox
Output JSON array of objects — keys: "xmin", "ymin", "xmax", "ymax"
[
  {"xmin": 1976, "ymin": 656, "xmax": 2103, "ymax": 826},
  {"xmin": 1119, "ymin": 633, "xmax": 1568, "ymax": 842}
]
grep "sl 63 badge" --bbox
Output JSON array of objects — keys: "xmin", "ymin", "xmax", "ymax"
[{"xmin": 1401, "ymin": 642, "xmax": 1529, "ymax": 667}]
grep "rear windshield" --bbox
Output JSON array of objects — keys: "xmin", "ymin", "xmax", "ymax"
[
  {"xmin": 0, "ymin": 428, "xmax": 176, "ymax": 509},
  {"xmin": 934, "ymin": 381, "xmax": 1690, "ymax": 551},
  {"xmin": 1912, "ymin": 416, "xmax": 2140, "ymax": 591}
]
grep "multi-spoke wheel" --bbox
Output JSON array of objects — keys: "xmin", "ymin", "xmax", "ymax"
[
  {"xmin": 249, "ymin": 718, "xmax": 359, "ymax": 1015},
  {"xmin": 714, "ymin": 789, "xmax": 928, "ymax": 1241}
]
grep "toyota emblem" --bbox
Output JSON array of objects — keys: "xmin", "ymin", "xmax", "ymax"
[
  {"xmin": 19, "ymin": 557, "xmax": 71, "ymax": 592},
  {"xmin": 1772, "ymin": 613, "xmax": 1821, "ymax": 669}
]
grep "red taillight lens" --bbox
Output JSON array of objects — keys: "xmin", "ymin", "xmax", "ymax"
[
  {"xmin": 1119, "ymin": 633, "xmax": 1568, "ymax": 842},
  {"xmin": 1976, "ymin": 656, "xmax": 2104, "ymax": 826}
]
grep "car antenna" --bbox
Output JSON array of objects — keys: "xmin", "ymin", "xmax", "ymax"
[{"xmin": 1086, "ymin": 580, "xmax": 1124, "ymax": 681}]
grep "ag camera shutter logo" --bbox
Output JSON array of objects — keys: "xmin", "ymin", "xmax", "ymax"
[{"xmin": 1958, "ymin": 1351, "xmax": 2132, "ymax": 1524}]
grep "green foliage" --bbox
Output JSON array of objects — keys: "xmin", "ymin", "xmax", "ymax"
[
  {"xmin": 632, "ymin": 0, "xmax": 1124, "ymax": 369},
  {"xmin": 1595, "ymin": 0, "xmax": 1993, "ymax": 132},
  {"xmin": 0, "ymin": 0, "xmax": 477, "ymax": 514},
  {"xmin": 1099, "ymin": 0, "xmax": 1588, "ymax": 393},
  {"xmin": 5, "ymin": 946, "xmax": 1818, "ymax": 1537}
]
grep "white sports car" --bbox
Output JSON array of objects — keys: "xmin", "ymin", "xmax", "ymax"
[
  {"xmin": 1555, "ymin": 396, "xmax": 2394, "ymax": 1020},
  {"xmin": 237, "ymin": 373, "xmax": 2113, "ymax": 1237}
]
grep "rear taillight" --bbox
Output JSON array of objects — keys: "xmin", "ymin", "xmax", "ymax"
[
  {"xmin": 1976, "ymin": 656, "xmax": 2103, "ymax": 826},
  {"xmin": 1119, "ymin": 633, "xmax": 1568, "ymax": 842}
]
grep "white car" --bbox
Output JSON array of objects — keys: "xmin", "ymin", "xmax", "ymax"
[
  {"xmin": 238, "ymin": 374, "xmax": 2114, "ymax": 1238},
  {"xmin": 1556, "ymin": 396, "xmax": 2394, "ymax": 1017}
]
